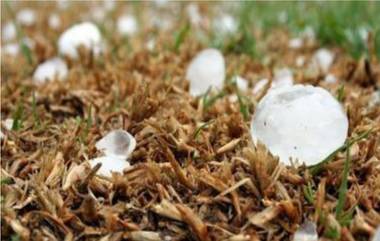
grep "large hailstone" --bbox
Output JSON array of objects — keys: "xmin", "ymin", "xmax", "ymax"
[
  {"xmin": 186, "ymin": 48, "xmax": 225, "ymax": 96},
  {"xmin": 251, "ymin": 85, "xmax": 348, "ymax": 166},
  {"xmin": 89, "ymin": 130, "xmax": 136, "ymax": 177},
  {"xmin": 33, "ymin": 57, "xmax": 68, "ymax": 85},
  {"xmin": 58, "ymin": 22, "xmax": 102, "ymax": 59}
]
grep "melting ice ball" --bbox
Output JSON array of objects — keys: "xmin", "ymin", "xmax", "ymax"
[
  {"xmin": 58, "ymin": 22, "xmax": 102, "ymax": 59},
  {"xmin": 251, "ymin": 85, "xmax": 348, "ymax": 166},
  {"xmin": 293, "ymin": 220, "xmax": 318, "ymax": 241},
  {"xmin": 186, "ymin": 48, "xmax": 225, "ymax": 96},
  {"xmin": 33, "ymin": 57, "xmax": 68, "ymax": 85},
  {"xmin": 90, "ymin": 130, "xmax": 136, "ymax": 177}
]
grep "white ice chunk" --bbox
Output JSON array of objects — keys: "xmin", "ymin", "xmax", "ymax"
[
  {"xmin": 33, "ymin": 57, "xmax": 68, "ymax": 85},
  {"xmin": 187, "ymin": 3, "xmax": 202, "ymax": 26},
  {"xmin": 251, "ymin": 84, "xmax": 348, "ymax": 166},
  {"xmin": 213, "ymin": 14, "xmax": 238, "ymax": 35},
  {"xmin": 16, "ymin": 9, "xmax": 36, "ymax": 26},
  {"xmin": 48, "ymin": 14, "xmax": 61, "ymax": 29},
  {"xmin": 369, "ymin": 90, "xmax": 380, "ymax": 108},
  {"xmin": 3, "ymin": 119, "xmax": 14, "ymax": 130},
  {"xmin": 293, "ymin": 220, "xmax": 318, "ymax": 241},
  {"xmin": 312, "ymin": 48, "xmax": 335, "ymax": 74},
  {"xmin": 235, "ymin": 76, "xmax": 248, "ymax": 92},
  {"xmin": 2, "ymin": 43, "xmax": 19, "ymax": 56},
  {"xmin": 324, "ymin": 73, "xmax": 338, "ymax": 84},
  {"xmin": 2, "ymin": 22, "xmax": 16, "ymax": 42},
  {"xmin": 296, "ymin": 56, "xmax": 305, "ymax": 67},
  {"xmin": 186, "ymin": 48, "xmax": 225, "ymax": 96},
  {"xmin": 89, "ymin": 155, "xmax": 130, "ymax": 177},
  {"xmin": 95, "ymin": 130, "xmax": 136, "ymax": 158},
  {"xmin": 117, "ymin": 15, "xmax": 138, "ymax": 36},
  {"xmin": 289, "ymin": 38, "xmax": 303, "ymax": 49},
  {"xmin": 90, "ymin": 130, "xmax": 136, "ymax": 177},
  {"xmin": 58, "ymin": 22, "xmax": 102, "ymax": 59}
]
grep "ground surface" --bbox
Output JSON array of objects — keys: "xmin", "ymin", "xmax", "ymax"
[{"xmin": 1, "ymin": 2, "xmax": 380, "ymax": 241}]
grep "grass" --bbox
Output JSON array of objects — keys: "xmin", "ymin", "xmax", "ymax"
[
  {"xmin": 335, "ymin": 146, "xmax": 350, "ymax": 218},
  {"xmin": 235, "ymin": 2, "xmax": 380, "ymax": 59}
]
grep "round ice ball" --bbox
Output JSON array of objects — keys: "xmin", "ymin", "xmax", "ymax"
[{"xmin": 251, "ymin": 84, "xmax": 348, "ymax": 166}]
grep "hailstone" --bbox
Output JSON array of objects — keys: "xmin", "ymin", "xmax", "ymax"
[
  {"xmin": 2, "ymin": 22, "xmax": 16, "ymax": 42},
  {"xmin": 16, "ymin": 9, "xmax": 36, "ymax": 26},
  {"xmin": 293, "ymin": 220, "xmax": 318, "ymax": 241},
  {"xmin": 95, "ymin": 130, "xmax": 136, "ymax": 157},
  {"xmin": 312, "ymin": 48, "xmax": 334, "ymax": 74},
  {"xmin": 117, "ymin": 15, "xmax": 138, "ymax": 36},
  {"xmin": 90, "ymin": 130, "xmax": 136, "ymax": 177},
  {"xmin": 48, "ymin": 14, "xmax": 61, "ymax": 29},
  {"xmin": 251, "ymin": 84, "xmax": 348, "ymax": 166},
  {"xmin": 58, "ymin": 22, "xmax": 102, "ymax": 59},
  {"xmin": 33, "ymin": 57, "xmax": 68, "ymax": 84},
  {"xmin": 186, "ymin": 48, "xmax": 225, "ymax": 96}
]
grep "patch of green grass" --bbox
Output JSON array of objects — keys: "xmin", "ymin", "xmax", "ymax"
[
  {"xmin": 193, "ymin": 120, "xmax": 214, "ymax": 140},
  {"xmin": 336, "ymin": 84, "xmax": 345, "ymax": 102},
  {"xmin": 173, "ymin": 22, "xmax": 190, "ymax": 52},
  {"xmin": 237, "ymin": 2, "xmax": 380, "ymax": 59},
  {"xmin": 11, "ymin": 102, "xmax": 24, "ymax": 131},
  {"xmin": 303, "ymin": 182, "xmax": 315, "ymax": 204},
  {"xmin": 32, "ymin": 92, "xmax": 40, "ymax": 127},
  {"xmin": 202, "ymin": 88, "xmax": 226, "ymax": 110},
  {"xmin": 335, "ymin": 146, "xmax": 350, "ymax": 219},
  {"xmin": 324, "ymin": 226, "xmax": 340, "ymax": 240},
  {"xmin": 237, "ymin": 93, "xmax": 250, "ymax": 120}
]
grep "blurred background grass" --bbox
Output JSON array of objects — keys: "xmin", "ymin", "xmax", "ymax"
[{"xmin": 235, "ymin": 1, "xmax": 380, "ymax": 59}]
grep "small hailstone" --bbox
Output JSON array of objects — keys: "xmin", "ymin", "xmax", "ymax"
[
  {"xmin": 89, "ymin": 156, "xmax": 130, "ymax": 177},
  {"xmin": 358, "ymin": 26, "xmax": 369, "ymax": 42},
  {"xmin": 3, "ymin": 119, "xmax": 14, "ymax": 130},
  {"xmin": 95, "ymin": 130, "xmax": 136, "ymax": 158},
  {"xmin": 117, "ymin": 15, "xmax": 138, "ymax": 36},
  {"xmin": 312, "ymin": 48, "xmax": 334, "ymax": 74},
  {"xmin": 293, "ymin": 220, "xmax": 318, "ymax": 241},
  {"xmin": 2, "ymin": 43, "xmax": 20, "ymax": 56},
  {"xmin": 369, "ymin": 90, "xmax": 380, "ymax": 108},
  {"xmin": 58, "ymin": 22, "xmax": 102, "ymax": 59},
  {"xmin": 324, "ymin": 73, "xmax": 338, "ymax": 84},
  {"xmin": 33, "ymin": 57, "xmax": 68, "ymax": 85},
  {"xmin": 48, "ymin": 14, "xmax": 61, "ymax": 30},
  {"xmin": 16, "ymin": 9, "xmax": 36, "ymax": 26},
  {"xmin": 213, "ymin": 14, "xmax": 238, "ymax": 35},
  {"xmin": 296, "ymin": 56, "xmax": 305, "ymax": 67},
  {"xmin": 90, "ymin": 130, "xmax": 136, "ymax": 177},
  {"xmin": 186, "ymin": 48, "xmax": 225, "ymax": 96},
  {"xmin": 288, "ymin": 38, "xmax": 303, "ymax": 49},
  {"xmin": 146, "ymin": 38, "xmax": 156, "ymax": 51},
  {"xmin": 251, "ymin": 84, "xmax": 348, "ymax": 166},
  {"xmin": 2, "ymin": 22, "xmax": 16, "ymax": 42},
  {"xmin": 235, "ymin": 76, "xmax": 248, "ymax": 92},
  {"xmin": 187, "ymin": 3, "xmax": 202, "ymax": 26}
]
